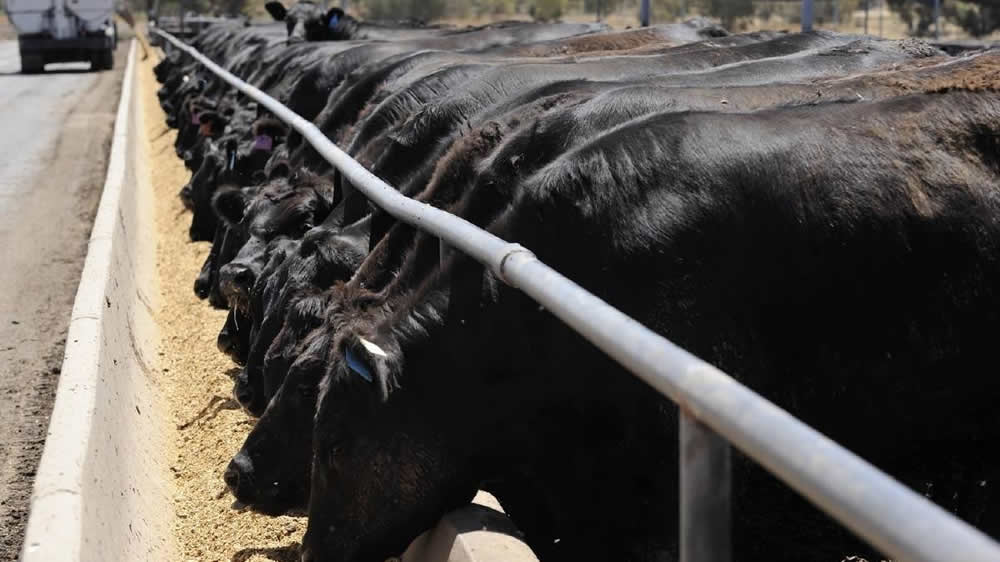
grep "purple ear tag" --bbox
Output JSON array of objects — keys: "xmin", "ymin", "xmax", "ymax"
[
  {"xmin": 191, "ymin": 112, "xmax": 201, "ymax": 124},
  {"xmin": 253, "ymin": 134, "xmax": 274, "ymax": 151}
]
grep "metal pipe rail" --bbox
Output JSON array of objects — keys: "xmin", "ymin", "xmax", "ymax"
[{"xmin": 153, "ymin": 29, "xmax": 1000, "ymax": 562}]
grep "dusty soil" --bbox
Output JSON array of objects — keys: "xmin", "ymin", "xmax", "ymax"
[
  {"xmin": 0, "ymin": 42, "xmax": 127, "ymax": 561},
  {"xmin": 138, "ymin": 51, "xmax": 304, "ymax": 562}
]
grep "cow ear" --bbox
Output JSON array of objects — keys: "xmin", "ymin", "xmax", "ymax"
[
  {"xmin": 212, "ymin": 186, "xmax": 249, "ymax": 227},
  {"xmin": 265, "ymin": 1, "xmax": 287, "ymax": 21}
]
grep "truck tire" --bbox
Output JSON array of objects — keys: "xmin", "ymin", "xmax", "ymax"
[
  {"xmin": 20, "ymin": 53, "xmax": 44, "ymax": 74},
  {"xmin": 91, "ymin": 49, "xmax": 113, "ymax": 71}
]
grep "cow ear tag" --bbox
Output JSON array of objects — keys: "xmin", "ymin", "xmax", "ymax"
[
  {"xmin": 328, "ymin": 13, "xmax": 340, "ymax": 28},
  {"xmin": 253, "ymin": 134, "xmax": 273, "ymax": 151},
  {"xmin": 345, "ymin": 347, "xmax": 374, "ymax": 383},
  {"xmin": 359, "ymin": 337, "xmax": 387, "ymax": 358}
]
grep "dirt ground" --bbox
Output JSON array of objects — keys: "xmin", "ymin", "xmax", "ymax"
[
  {"xmin": 138, "ymin": 50, "xmax": 304, "ymax": 562},
  {"xmin": 0, "ymin": 42, "xmax": 128, "ymax": 561}
]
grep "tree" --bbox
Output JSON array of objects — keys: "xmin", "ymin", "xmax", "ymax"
[
  {"xmin": 532, "ymin": 0, "xmax": 566, "ymax": 20},
  {"xmin": 887, "ymin": 0, "xmax": 1000, "ymax": 37},
  {"xmin": 699, "ymin": 0, "xmax": 753, "ymax": 30},
  {"xmin": 365, "ymin": 0, "xmax": 448, "ymax": 21}
]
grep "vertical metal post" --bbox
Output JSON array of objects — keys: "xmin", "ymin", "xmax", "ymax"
[
  {"xmin": 864, "ymin": 0, "xmax": 869, "ymax": 35},
  {"xmin": 178, "ymin": 0, "xmax": 186, "ymax": 36},
  {"xmin": 680, "ymin": 411, "xmax": 732, "ymax": 562},
  {"xmin": 802, "ymin": 0, "xmax": 813, "ymax": 32},
  {"xmin": 640, "ymin": 0, "xmax": 650, "ymax": 27},
  {"xmin": 832, "ymin": 0, "xmax": 839, "ymax": 27},
  {"xmin": 933, "ymin": 0, "xmax": 941, "ymax": 39}
]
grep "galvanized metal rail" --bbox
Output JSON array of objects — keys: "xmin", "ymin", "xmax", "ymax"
[{"xmin": 153, "ymin": 28, "xmax": 1000, "ymax": 562}]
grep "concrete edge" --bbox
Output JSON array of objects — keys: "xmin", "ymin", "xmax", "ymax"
[
  {"xmin": 403, "ymin": 491, "xmax": 540, "ymax": 562},
  {"xmin": 19, "ymin": 42, "xmax": 144, "ymax": 561}
]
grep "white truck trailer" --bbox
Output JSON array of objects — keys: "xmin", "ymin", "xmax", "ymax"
[{"xmin": 4, "ymin": 0, "xmax": 116, "ymax": 73}]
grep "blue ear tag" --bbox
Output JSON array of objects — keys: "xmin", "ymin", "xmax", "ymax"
[
  {"xmin": 227, "ymin": 149, "xmax": 236, "ymax": 171},
  {"xmin": 328, "ymin": 13, "xmax": 339, "ymax": 28},
  {"xmin": 345, "ymin": 347, "xmax": 373, "ymax": 383}
]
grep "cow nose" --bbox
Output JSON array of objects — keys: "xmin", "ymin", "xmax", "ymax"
[
  {"xmin": 220, "ymin": 264, "xmax": 255, "ymax": 298},
  {"xmin": 225, "ymin": 452, "xmax": 253, "ymax": 493},
  {"xmin": 194, "ymin": 272, "xmax": 211, "ymax": 299},
  {"xmin": 224, "ymin": 465, "xmax": 239, "ymax": 490},
  {"xmin": 234, "ymin": 379, "xmax": 254, "ymax": 410},
  {"xmin": 180, "ymin": 186, "xmax": 195, "ymax": 211},
  {"xmin": 218, "ymin": 327, "xmax": 235, "ymax": 355}
]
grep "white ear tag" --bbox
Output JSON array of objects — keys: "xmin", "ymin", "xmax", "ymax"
[{"xmin": 359, "ymin": 337, "xmax": 387, "ymax": 358}]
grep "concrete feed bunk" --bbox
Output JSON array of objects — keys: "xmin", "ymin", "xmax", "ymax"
[{"xmin": 20, "ymin": 41, "xmax": 536, "ymax": 562}]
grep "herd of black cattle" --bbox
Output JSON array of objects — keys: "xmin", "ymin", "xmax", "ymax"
[{"xmin": 153, "ymin": 4, "xmax": 1000, "ymax": 561}]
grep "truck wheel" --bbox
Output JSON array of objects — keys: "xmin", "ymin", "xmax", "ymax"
[
  {"xmin": 101, "ymin": 48, "xmax": 114, "ymax": 70},
  {"xmin": 92, "ymin": 49, "xmax": 113, "ymax": 71},
  {"xmin": 20, "ymin": 53, "xmax": 44, "ymax": 74}
]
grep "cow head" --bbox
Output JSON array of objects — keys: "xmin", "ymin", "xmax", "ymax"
[
  {"xmin": 224, "ymin": 324, "xmax": 332, "ymax": 515},
  {"xmin": 186, "ymin": 144, "xmax": 228, "ymax": 242},
  {"xmin": 265, "ymin": 1, "xmax": 351, "ymax": 42},
  {"xmin": 302, "ymin": 290, "xmax": 475, "ymax": 562},
  {"xmin": 230, "ymin": 237, "xmax": 302, "ymax": 416},
  {"xmin": 216, "ymin": 173, "xmax": 335, "ymax": 312},
  {"xmin": 223, "ymin": 282, "xmax": 390, "ymax": 514}
]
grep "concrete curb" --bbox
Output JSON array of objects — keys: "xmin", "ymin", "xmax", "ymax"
[{"xmin": 20, "ymin": 41, "xmax": 175, "ymax": 561}]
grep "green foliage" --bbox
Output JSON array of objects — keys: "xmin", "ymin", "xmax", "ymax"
[
  {"xmin": 948, "ymin": 0, "xmax": 1000, "ymax": 37},
  {"xmin": 582, "ymin": 0, "xmax": 624, "ymax": 14},
  {"xmin": 699, "ymin": 0, "xmax": 752, "ymax": 28},
  {"xmin": 471, "ymin": 0, "xmax": 517, "ymax": 16},
  {"xmin": 365, "ymin": 0, "xmax": 448, "ymax": 21},
  {"xmin": 532, "ymin": 0, "xmax": 566, "ymax": 20},
  {"xmin": 887, "ymin": 0, "xmax": 999, "ymax": 37}
]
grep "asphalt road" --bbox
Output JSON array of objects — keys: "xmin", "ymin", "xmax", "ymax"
[{"xmin": 0, "ymin": 40, "xmax": 126, "ymax": 560}]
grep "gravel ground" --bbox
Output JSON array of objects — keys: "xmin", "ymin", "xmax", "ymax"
[
  {"xmin": 139, "ymin": 50, "xmax": 304, "ymax": 562},
  {"xmin": 0, "ymin": 41, "xmax": 126, "ymax": 561}
]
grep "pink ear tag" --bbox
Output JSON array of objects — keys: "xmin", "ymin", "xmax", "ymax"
[{"xmin": 191, "ymin": 112, "xmax": 201, "ymax": 124}]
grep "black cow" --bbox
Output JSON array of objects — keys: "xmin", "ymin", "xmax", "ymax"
[
  {"xmin": 301, "ymin": 90, "xmax": 1000, "ymax": 561},
  {"xmin": 221, "ymin": 43, "xmax": 977, "ymax": 513},
  {"xmin": 265, "ymin": 1, "xmax": 453, "ymax": 43}
]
